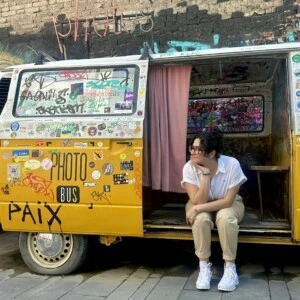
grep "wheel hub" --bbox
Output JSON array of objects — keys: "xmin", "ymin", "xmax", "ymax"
[{"xmin": 36, "ymin": 233, "xmax": 63, "ymax": 258}]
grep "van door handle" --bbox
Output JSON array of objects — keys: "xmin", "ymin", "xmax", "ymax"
[{"xmin": 116, "ymin": 141, "xmax": 132, "ymax": 146}]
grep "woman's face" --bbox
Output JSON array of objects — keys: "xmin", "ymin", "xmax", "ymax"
[{"xmin": 190, "ymin": 138, "xmax": 205, "ymax": 164}]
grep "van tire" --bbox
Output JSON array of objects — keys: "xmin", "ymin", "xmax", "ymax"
[{"xmin": 19, "ymin": 232, "xmax": 88, "ymax": 275}]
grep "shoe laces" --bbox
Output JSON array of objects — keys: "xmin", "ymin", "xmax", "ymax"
[
  {"xmin": 221, "ymin": 266, "xmax": 236, "ymax": 284},
  {"xmin": 199, "ymin": 262, "xmax": 212, "ymax": 280}
]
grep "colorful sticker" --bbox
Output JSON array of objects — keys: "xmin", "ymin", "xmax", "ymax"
[
  {"xmin": 92, "ymin": 170, "xmax": 101, "ymax": 180},
  {"xmin": 120, "ymin": 153, "xmax": 126, "ymax": 160},
  {"xmin": 24, "ymin": 160, "xmax": 41, "ymax": 170},
  {"xmin": 32, "ymin": 150, "xmax": 44, "ymax": 158},
  {"xmin": 102, "ymin": 163, "xmax": 114, "ymax": 175},
  {"xmin": 8, "ymin": 164, "xmax": 20, "ymax": 179},
  {"xmin": 88, "ymin": 127, "xmax": 97, "ymax": 136},
  {"xmin": 11, "ymin": 122, "xmax": 20, "ymax": 132},
  {"xmin": 41, "ymin": 158, "xmax": 53, "ymax": 170},
  {"xmin": 57, "ymin": 186, "xmax": 80, "ymax": 203},
  {"xmin": 12, "ymin": 150, "xmax": 29, "ymax": 162},
  {"xmin": 120, "ymin": 161, "xmax": 134, "ymax": 170},
  {"xmin": 83, "ymin": 182, "xmax": 96, "ymax": 187},
  {"xmin": 104, "ymin": 185, "xmax": 111, "ymax": 192},
  {"xmin": 113, "ymin": 173, "xmax": 129, "ymax": 184}
]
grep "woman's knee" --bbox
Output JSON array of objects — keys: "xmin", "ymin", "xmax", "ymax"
[
  {"xmin": 193, "ymin": 212, "xmax": 213, "ymax": 229},
  {"xmin": 215, "ymin": 211, "xmax": 238, "ymax": 228}
]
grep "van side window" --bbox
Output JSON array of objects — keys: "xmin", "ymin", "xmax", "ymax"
[
  {"xmin": 13, "ymin": 67, "xmax": 139, "ymax": 117},
  {"xmin": 0, "ymin": 77, "xmax": 11, "ymax": 115},
  {"xmin": 187, "ymin": 96, "xmax": 264, "ymax": 134}
]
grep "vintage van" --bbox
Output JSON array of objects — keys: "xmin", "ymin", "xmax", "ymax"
[{"xmin": 1, "ymin": 43, "xmax": 300, "ymax": 275}]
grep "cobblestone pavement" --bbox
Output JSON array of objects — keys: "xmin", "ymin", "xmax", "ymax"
[{"xmin": 1, "ymin": 231, "xmax": 300, "ymax": 299}]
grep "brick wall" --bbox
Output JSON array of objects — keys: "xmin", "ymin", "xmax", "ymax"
[{"xmin": 0, "ymin": 0, "xmax": 299, "ymax": 62}]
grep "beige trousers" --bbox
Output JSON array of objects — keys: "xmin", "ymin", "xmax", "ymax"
[{"xmin": 185, "ymin": 196, "xmax": 245, "ymax": 261}]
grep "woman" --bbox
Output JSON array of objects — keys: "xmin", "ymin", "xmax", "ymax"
[{"xmin": 181, "ymin": 130, "xmax": 247, "ymax": 292}]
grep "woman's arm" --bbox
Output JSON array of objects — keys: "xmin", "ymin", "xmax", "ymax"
[
  {"xmin": 183, "ymin": 172, "xmax": 211, "ymax": 205},
  {"xmin": 186, "ymin": 184, "xmax": 241, "ymax": 225}
]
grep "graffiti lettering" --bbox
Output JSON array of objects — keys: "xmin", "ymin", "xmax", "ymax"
[
  {"xmin": 86, "ymin": 80, "xmax": 131, "ymax": 91},
  {"xmin": 22, "ymin": 173, "xmax": 54, "ymax": 200},
  {"xmin": 59, "ymin": 70, "xmax": 88, "ymax": 80},
  {"xmin": 91, "ymin": 190, "xmax": 112, "ymax": 204},
  {"xmin": 36, "ymin": 103, "xmax": 85, "ymax": 115},
  {"xmin": 190, "ymin": 87, "xmax": 230, "ymax": 98},
  {"xmin": 9, "ymin": 201, "xmax": 62, "ymax": 230},
  {"xmin": 51, "ymin": 152, "xmax": 87, "ymax": 181}
]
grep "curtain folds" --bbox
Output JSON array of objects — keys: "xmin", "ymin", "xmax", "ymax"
[{"xmin": 143, "ymin": 64, "xmax": 192, "ymax": 193}]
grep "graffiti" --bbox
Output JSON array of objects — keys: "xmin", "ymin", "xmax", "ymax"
[
  {"xmin": 53, "ymin": 0, "xmax": 154, "ymax": 53},
  {"xmin": 9, "ymin": 201, "xmax": 62, "ymax": 231},
  {"xmin": 86, "ymin": 80, "xmax": 132, "ymax": 91},
  {"xmin": 166, "ymin": 41, "xmax": 211, "ymax": 53},
  {"xmin": 91, "ymin": 190, "xmax": 112, "ymax": 204},
  {"xmin": 22, "ymin": 173, "xmax": 54, "ymax": 200},
  {"xmin": 36, "ymin": 103, "xmax": 85, "ymax": 115},
  {"xmin": 50, "ymin": 152, "xmax": 87, "ymax": 181},
  {"xmin": 190, "ymin": 87, "xmax": 230, "ymax": 98},
  {"xmin": 20, "ymin": 88, "xmax": 69, "ymax": 104},
  {"xmin": 59, "ymin": 70, "xmax": 88, "ymax": 80}
]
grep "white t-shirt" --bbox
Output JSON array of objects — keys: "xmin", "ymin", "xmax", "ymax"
[{"xmin": 181, "ymin": 155, "xmax": 247, "ymax": 201}]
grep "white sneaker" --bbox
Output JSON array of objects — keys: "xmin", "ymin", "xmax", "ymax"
[
  {"xmin": 196, "ymin": 262, "xmax": 212, "ymax": 290},
  {"xmin": 218, "ymin": 265, "xmax": 239, "ymax": 292}
]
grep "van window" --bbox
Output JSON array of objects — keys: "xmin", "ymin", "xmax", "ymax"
[
  {"xmin": 0, "ymin": 77, "xmax": 11, "ymax": 115},
  {"xmin": 13, "ymin": 66, "xmax": 139, "ymax": 117},
  {"xmin": 187, "ymin": 95, "xmax": 264, "ymax": 134}
]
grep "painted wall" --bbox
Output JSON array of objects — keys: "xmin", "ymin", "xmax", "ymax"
[{"xmin": 0, "ymin": 0, "xmax": 300, "ymax": 62}]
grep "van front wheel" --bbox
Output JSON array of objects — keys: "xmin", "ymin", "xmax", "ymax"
[{"xmin": 19, "ymin": 232, "xmax": 88, "ymax": 275}]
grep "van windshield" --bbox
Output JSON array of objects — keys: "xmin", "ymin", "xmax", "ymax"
[{"xmin": 13, "ymin": 66, "xmax": 138, "ymax": 117}]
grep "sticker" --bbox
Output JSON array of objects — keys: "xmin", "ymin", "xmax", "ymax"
[
  {"xmin": 137, "ymin": 111, "xmax": 143, "ymax": 116},
  {"xmin": 125, "ymin": 91, "xmax": 134, "ymax": 101},
  {"xmin": 139, "ymin": 90, "xmax": 145, "ymax": 97},
  {"xmin": 88, "ymin": 127, "xmax": 97, "ymax": 136},
  {"xmin": 102, "ymin": 163, "xmax": 114, "ymax": 175},
  {"xmin": 89, "ymin": 162, "xmax": 95, "ymax": 168},
  {"xmin": 41, "ymin": 158, "xmax": 53, "ymax": 170},
  {"xmin": 134, "ymin": 151, "xmax": 140, "ymax": 157},
  {"xmin": 104, "ymin": 107, "xmax": 111, "ymax": 113},
  {"xmin": 104, "ymin": 185, "xmax": 110, "ymax": 192},
  {"xmin": 297, "ymin": 101, "xmax": 300, "ymax": 111},
  {"xmin": 32, "ymin": 150, "xmax": 44, "ymax": 158},
  {"xmin": 75, "ymin": 142, "xmax": 88, "ymax": 148},
  {"xmin": 11, "ymin": 132, "xmax": 17, "ymax": 138},
  {"xmin": 92, "ymin": 170, "xmax": 101, "ymax": 180},
  {"xmin": 94, "ymin": 150, "xmax": 103, "ymax": 160},
  {"xmin": 8, "ymin": 164, "xmax": 20, "ymax": 178},
  {"xmin": 1, "ymin": 184, "xmax": 9, "ymax": 194},
  {"xmin": 12, "ymin": 150, "xmax": 29, "ymax": 162},
  {"xmin": 120, "ymin": 153, "xmax": 126, "ymax": 160},
  {"xmin": 83, "ymin": 182, "xmax": 96, "ymax": 187},
  {"xmin": 57, "ymin": 186, "xmax": 80, "ymax": 203},
  {"xmin": 120, "ymin": 161, "xmax": 134, "ymax": 170},
  {"xmin": 71, "ymin": 83, "xmax": 84, "ymax": 96},
  {"xmin": 62, "ymin": 140, "xmax": 71, "ymax": 146},
  {"xmin": 36, "ymin": 141, "xmax": 44, "ymax": 146},
  {"xmin": 3, "ymin": 140, "xmax": 9, "ymax": 147},
  {"xmin": 297, "ymin": 137, "xmax": 300, "ymax": 143},
  {"xmin": 11, "ymin": 122, "xmax": 20, "ymax": 132},
  {"xmin": 61, "ymin": 130, "xmax": 72, "ymax": 138},
  {"xmin": 24, "ymin": 160, "xmax": 41, "ymax": 170},
  {"xmin": 98, "ymin": 142, "xmax": 103, "ymax": 147},
  {"xmin": 113, "ymin": 173, "xmax": 129, "ymax": 184},
  {"xmin": 98, "ymin": 123, "xmax": 106, "ymax": 131}
]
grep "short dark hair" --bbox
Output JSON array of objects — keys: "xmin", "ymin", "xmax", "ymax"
[{"xmin": 191, "ymin": 129, "xmax": 223, "ymax": 159}]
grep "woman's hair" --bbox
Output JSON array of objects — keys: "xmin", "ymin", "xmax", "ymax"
[{"xmin": 191, "ymin": 129, "xmax": 223, "ymax": 159}]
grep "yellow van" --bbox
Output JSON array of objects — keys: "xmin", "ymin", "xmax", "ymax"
[{"xmin": 1, "ymin": 43, "xmax": 300, "ymax": 275}]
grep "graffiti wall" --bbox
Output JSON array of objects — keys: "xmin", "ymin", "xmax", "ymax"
[{"xmin": 0, "ymin": 0, "xmax": 299, "ymax": 60}]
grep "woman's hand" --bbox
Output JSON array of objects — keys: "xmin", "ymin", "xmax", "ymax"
[
  {"xmin": 192, "ymin": 163, "xmax": 211, "ymax": 176},
  {"xmin": 186, "ymin": 205, "xmax": 200, "ymax": 225}
]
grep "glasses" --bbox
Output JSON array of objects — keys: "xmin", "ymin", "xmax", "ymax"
[{"xmin": 189, "ymin": 145, "xmax": 205, "ymax": 154}]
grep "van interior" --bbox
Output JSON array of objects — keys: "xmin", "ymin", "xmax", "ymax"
[{"xmin": 143, "ymin": 53, "xmax": 292, "ymax": 239}]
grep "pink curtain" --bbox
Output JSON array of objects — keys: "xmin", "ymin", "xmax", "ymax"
[{"xmin": 143, "ymin": 65, "xmax": 192, "ymax": 193}]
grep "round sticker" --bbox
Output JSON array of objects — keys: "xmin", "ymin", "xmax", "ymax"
[
  {"xmin": 2, "ymin": 153, "xmax": 9, "ymax": 160},
  {"xmin": 102, "ymin": 163, "xmax": 114, "ymax": 175},
  {"xmin": 88, "ymin": 127, "xmax": 97, "ymax": 136},
  {"xmin": 41, "ymin": 158, "xmax": 53, "ymax": 170},
  {"xmin": 134, "ymin": 151, "xmax": 140, "ymax": 157},
  {"xmin": 120, "ymin": 153, "xmax": 126, "ymax": 159},
  {"xmin": 24, "ymin": 160, "xmax": 41, "ymax": 170},
  {"xmin": 11, "ymin": 122, "xmax": 20, "ymax": 132},
  {"xmin": 89, "ymin": 162, "xmax": 95, "ymax": 168},
  {"xmin": 92, "ymin": 170, "xmax": 101, "ymax": 180},
  {"xmin": 98, "ymin": 142, "xmax": 103, "ymax": 147}
]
